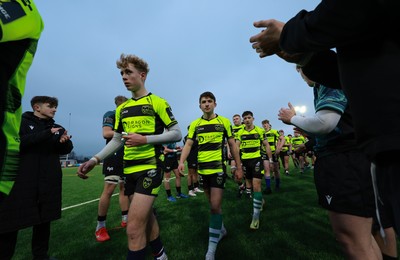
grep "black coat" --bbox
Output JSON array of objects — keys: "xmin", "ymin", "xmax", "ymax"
[
  {"xmin": 0, "ymin": 112, "xmax": 73, "ymax": 233},
  {"xmin": 280, "ymin": 0, "xmax": 400, "ymax": 159}
]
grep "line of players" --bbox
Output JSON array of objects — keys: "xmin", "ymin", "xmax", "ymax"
[
  {"xmin": 94, "ymin": 97, "xmax": 315, "ymax": 249},
  {"xmin": 160, "ymin": 113, "xmax": 316, "ymax": 203},
  {"xmin": 230, "ymin": 113, "xmax": 316, "ymax": 197}
]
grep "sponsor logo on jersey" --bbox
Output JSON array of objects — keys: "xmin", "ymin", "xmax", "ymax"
[
  {"xmin": 197, "ymin": 135, "xmax": 219, "ymax": 144},
  {"xmin": 123, "ymin": 119, "xmax": 152, "ymax": 130},
  {"xmin": 198, "ymin": 136, "xmax": 204, "ymax": 143},
  {"xmin": 0, "ymin": 1, "xmax": 27, "ymax": 24}
]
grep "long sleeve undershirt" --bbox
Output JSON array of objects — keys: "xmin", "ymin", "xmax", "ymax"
[
  {"xmin": 94, "ymin": 123, "xmax": 182, "ymax": 161},
  {"xmin": 290, "ymin": 109, "xmax": 341, "ymax": 135}
]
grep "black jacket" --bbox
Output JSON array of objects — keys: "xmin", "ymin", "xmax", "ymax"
[
  {"xmin": 0, "ymin": 112, "xmax": 73, "ymax": 233},
  {"xmin": 280, "ymin": 0, "xmax": 400, "ymax": 159}
]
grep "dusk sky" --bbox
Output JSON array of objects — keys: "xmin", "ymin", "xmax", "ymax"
[{"xmin": 24, "ymin": 0, "xmax": 320, "ymax": 157}]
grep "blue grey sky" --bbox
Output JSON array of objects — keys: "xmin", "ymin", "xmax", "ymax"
[{"xmin": 24, "ymin": 1, "xmax": 319, "ymax": 157}]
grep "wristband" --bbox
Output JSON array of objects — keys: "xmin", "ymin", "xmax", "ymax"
[
  {"xmin": 90, "ymin": 156, "xmax": 101, "ymax": 165},
  {"xmin": 269, "ymin": 158, "xmax": 273, "ymax": 163}
]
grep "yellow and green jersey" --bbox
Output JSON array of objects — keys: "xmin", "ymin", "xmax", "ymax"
[
  {"xmin": 0, "ymin": 0, "xmax": 44, "ymax": 42},
  {"xmin": 187, "ymin": 115, "xmax": 233, "ymax": 175},
  {"xmin": 237, "ymin": 126, "xmax": 265, "ymax": 160},
  {"xmin": 0, "ymin": 0, "xmax": 44, "ymax": 196},
  {"xmin": 232, "ymin": 124, "xmax": 244, "ymax": 140},
  {"xmin": 115, "ymin": 93, "xmax": 178, "ymax": 174},
  {"xmin": 281, "ymin": 136, "xmax": 290, "ymax": 152},
  {"xmin": 263, "ymin": 128, "xmax": 280, "ymax": 153},
  {"xmin": 291, "ymin": 135, "xmax": 306, "ymax": 151}
]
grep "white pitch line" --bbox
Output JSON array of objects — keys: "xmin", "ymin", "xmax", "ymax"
[
  {"xmin": 162, "ymin": 176, "xmax": 176, "ymax": 182},
  {"xmin": 62, "ymin": 175, "xmax": 183, "ymax": 211},
  {"xmin": 62, "ymin": 193, "xmax": 118, "ymax": 211}
]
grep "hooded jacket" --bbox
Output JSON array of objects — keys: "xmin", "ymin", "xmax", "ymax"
[{"xmin": 0, "ymin": 111, "xmax": 73, "ymax": 233}]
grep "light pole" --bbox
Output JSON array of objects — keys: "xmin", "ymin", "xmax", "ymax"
[{"xmin": 65, "ymin": 113, "xmax": 71, "ymax": 164}]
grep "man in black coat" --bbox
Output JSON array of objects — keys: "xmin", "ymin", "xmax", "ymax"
[
  {"xmin": 0, "ymin": 96, "xmax": 73, "ymax": 260},
  {"xmin": 249, "ymin": 1, "xmax": 399, "ymax": 258}
]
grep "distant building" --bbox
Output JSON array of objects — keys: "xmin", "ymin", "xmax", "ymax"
[{"xmin": 59, "ymin": 155, "xmax": 78, "ymax": 167}]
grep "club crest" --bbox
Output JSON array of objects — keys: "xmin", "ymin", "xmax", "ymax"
[{"xmin": 143, "ymin": 177, "xmax": 152, "ymax": 189}]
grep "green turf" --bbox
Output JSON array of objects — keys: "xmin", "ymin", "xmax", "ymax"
[{"xmin": 12, "ymin": 164, "xmax": 345, "ymax": 260}]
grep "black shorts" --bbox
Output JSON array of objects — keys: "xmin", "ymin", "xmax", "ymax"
[
  {"xmin": 294, "ymin": 151, "xmax": 305, "ymax": 158},
  {"xmin": 124, "ymin": 167, "xmax": 163, "ymax": 197},
  {"xmin": 314, "ymin": 152, "xmax": 375, "ymax": 217},
  {"xmin": 200, "ymin": 172, "xmax": 227, "ymax": 190},
  {"xmin": 102, "ymin": 152, "xmax": 124, "ymax": 177},
  {"xmin": 186, "ymin": 154, "xmax": 197, "ymax": 170},
  {"xmin": 373, "ymin": 152, "xmax": 399, "ymax": 231},
  {"xmin": 164, "ymin": 156, "xmax": 178, "ymax": 172},
  {"xmin": 261, "ymin": 153, "xmax": 278, "ymax": 162},
  {"xmin": 373, "ymin": 192, "xmax": 394, "ymax": 230},
  {"xmin": 187, "ymin": 161, "xmax": 198, "ymax": 169},
  {"xmin": 279, "ymin": 151, "xmax": 290, "ymax": 161},
  {"xmin": 280, "ymin": 151, "xmax": 290, "ymax": 157},
  {"xmin": 242, "ymin": 158, "xmax": 264, "ymax": 180}
]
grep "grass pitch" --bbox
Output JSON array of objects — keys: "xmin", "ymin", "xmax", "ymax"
[{"xmin": 13, "ymin": 164, "xmax": 345, "ymax": 260}]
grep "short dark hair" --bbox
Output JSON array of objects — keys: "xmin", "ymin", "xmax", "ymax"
[
  {"xmin": 114, "ymin": 95, "xmax": 128, "ymax": 106},
  {"xmin": 242, "ymin": 111, "xmax": 253, "ymax": 117},
  {"xmin": 199, "ymin": 91, "xmax": 216, "ymax": 103},
  {"xmin": 261, "ymin": 119, "xmax": 270, "ymax": 125},
  {"xmin": 30, "ymin": 96, "xmax": 58, "ymax": 108}
]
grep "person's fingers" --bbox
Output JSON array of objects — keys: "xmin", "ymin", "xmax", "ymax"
[
  {"xmin": 77, "ymin": 172, "xmax": 88, "ymax": 179},
  {"xmin": 253, "ymin": 19, "xmax": 275, "ymax": 28}
]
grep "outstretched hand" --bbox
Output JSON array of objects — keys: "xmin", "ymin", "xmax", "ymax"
[
  {"xmin": 278, "ymin": 102, "xmax": 296, "ymax": 124},
  {"xmin": 76, "ymin": 160, "xmax": 96, "ymax": 179},
  {"xmin": 250, "ymin": 19, "xmax": 285, "ymax": 58}
]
